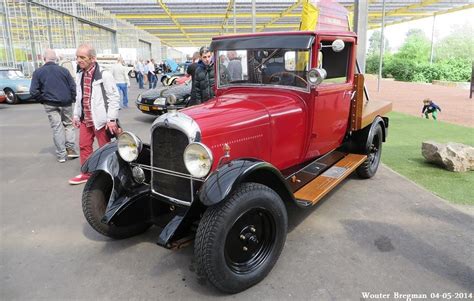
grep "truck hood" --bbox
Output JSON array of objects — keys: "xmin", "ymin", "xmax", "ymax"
[{"xmin": 182, "ymin": 91, "xmax": 294, "ymax": 138}]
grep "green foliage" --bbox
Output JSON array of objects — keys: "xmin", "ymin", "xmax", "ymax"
[
  {"xmin": 367, "ymin": 30, "xmax": 390, "ymax": 56},
  {"xmin": 435, "ymin": 23, "xmax": 473, "ymax": 62},
  {"xmin": 395, "ymin": 29, "xmax": 431, "ymax": 62},
  {"xmin": 375, "ymin": 25, "xmax": 472, "ymax": 82},
  {"xmin": 382, "ymin": 112, "xmax": 474, "ymax": 205}
]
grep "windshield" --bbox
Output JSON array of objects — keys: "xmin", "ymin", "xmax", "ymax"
[
  {"xmin": 217, "ymin": 48, "xmax": 310, "ymax": 90},
  {"xmin": 0, "ymin": 70, "xmax": 25, "ymax": 79}
]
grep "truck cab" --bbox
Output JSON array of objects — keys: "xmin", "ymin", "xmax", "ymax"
[{"xmin": 80, "ymin": 31, "xmax": 391, "ymax": 293}]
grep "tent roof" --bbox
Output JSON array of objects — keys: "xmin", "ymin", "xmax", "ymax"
[{"xmin": 91, "ymin": 0, "xmax": 473, "ymax": 48}]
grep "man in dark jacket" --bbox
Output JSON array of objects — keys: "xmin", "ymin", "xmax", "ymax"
[
  {"xmin": 190, "ymin": 46, "xmax": 215, "ymax": 105},
  {"xmin": 30, "ymin": 49, "xmax": 78, "ymax": 162}
]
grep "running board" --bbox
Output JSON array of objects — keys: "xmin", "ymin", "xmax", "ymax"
[{"xmin": 294, "ymin": 153, "xmax": 367, "ymax": 207}]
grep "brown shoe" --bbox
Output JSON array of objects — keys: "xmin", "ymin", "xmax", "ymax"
[{"xmin": 67, "ymin": 148, "xmax": 79, "ymax": 159}]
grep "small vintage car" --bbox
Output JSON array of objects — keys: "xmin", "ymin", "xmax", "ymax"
[
  {"xmin": 0, "ymin": 90, "xmax": 6, "ymax": 103},
  {"xmin": 0, "ymin": 68, "xmax": 32, "ymax": 104},
  {"xmin": 135, "ymin": 82, "xmax": 191, "ymax": 115},
  {"xmin": 81, "ymin": 31, "xmax": 391, "ymax": 293}
]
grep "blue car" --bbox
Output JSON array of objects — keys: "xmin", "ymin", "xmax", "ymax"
[{"xmin": 0, "ymin": 68, "xmax": 32, "ymax": 104}]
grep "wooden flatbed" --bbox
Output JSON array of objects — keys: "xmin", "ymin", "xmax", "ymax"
[{"xmin": 350, "ymin": 74, "xmax": 392, "ymax": 131}]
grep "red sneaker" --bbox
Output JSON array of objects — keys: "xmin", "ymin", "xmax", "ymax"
[{"xmin": 69, "ymin": 173, "xmax": 90, "ymax": 185}]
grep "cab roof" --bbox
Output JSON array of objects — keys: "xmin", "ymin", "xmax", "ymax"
[{"xmin": 210, "ymin": 30, "xmax": 357, "ymax": 51}]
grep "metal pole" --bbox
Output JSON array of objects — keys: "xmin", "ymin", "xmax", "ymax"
[
  {"xmin": 377, "ymin": 0, "xmax": 386, "ymax": 92},
  {"xmin": 430, "ymin": 14, "xmax": 436, "ymax": 64},
  {"xmin": 353, "ymin": 0, "xmax": 368, "ymax": 73},
  {"xmin": 233, "ymin": 0, "xmax": 236, "ymax": 34},
  {"xmin": 252, "ymin": 0, "xmax": 256, "ymax": 33}
]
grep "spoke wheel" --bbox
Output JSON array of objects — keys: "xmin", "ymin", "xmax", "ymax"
[{"xmin": 5, "ymin": 89, "xmax": 18, "ymax": 104}]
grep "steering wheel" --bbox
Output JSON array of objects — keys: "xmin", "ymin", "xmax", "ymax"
[{"xmin": 269, "ymin": 72, "xmax": 308, "ymax": 87}]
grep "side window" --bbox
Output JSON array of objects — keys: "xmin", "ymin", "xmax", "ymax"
[
  {"xmin": 284, "ymin": 51, "xmax": 295, "ymax": 71},
  {"xmin": 319, "ymin": 40, "xmax": 352, "ymax": 85}
]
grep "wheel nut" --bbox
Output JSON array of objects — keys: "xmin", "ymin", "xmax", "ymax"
[
  {"xmin": 243, "ymin": 246, "xmax": 248, "ymax": 251},
  {"xmin": 250, "ymin": 227, "xmax": 256, "ymax": 233},
  {"xmin": 240, "ymin": 234, "xmax": 246, "ymax": 240}
]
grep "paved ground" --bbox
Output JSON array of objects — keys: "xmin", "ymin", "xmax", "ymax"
[{"xmin": 1, "ymin": 82, "xmax": 473, "ymax": 300}]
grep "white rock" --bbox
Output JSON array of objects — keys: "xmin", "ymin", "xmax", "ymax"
[{"xmin": 422, "ymin": 141, "xmax": 474, "ymax": 172}]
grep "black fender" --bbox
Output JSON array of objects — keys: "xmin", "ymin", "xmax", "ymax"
[
  {"xmin": 198, "ymin": 159, "xmax": 295, "ymax": 207},
  {"xmin": 81, "ymin": 142, "xmax": 151, "ymax": 224}
]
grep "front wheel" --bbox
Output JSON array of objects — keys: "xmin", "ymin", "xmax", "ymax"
[
  {"xmin": 82, "ymin": 171, "xmax": 151, "ymax": 239},
  {"xmin": 195, "ymin": 183, "xmax": 287, "ymax": 293},
  {"xmin": 4, "ymin": 89, "xmax": 18, "ymax": 104},
  {"xmin": 356, "ymin": 124, "xmax": 383, "ymax": 178}
]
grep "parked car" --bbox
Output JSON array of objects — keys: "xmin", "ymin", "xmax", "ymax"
[
  {"xmin": 0, "ymin": 90, "xmax": 6, "ymax": 103},
  {"xmin": 80, "ymin": 31, "xmax": 391, "ymax": 293},
  {"xmin": 136, "ymin": 81, "xmax": 191, "ymax": 115},
  {"xmin": 160, "ymin": 59, "xmax": 187, "ymax": 86},
  {"xmin": 0, "ymin": 67, "xmax": 32, "ymax": 104}
]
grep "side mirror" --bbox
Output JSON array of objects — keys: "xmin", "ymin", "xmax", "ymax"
[
  {"xmin": 307, "ymin": 68, "xmax": 327, "ymax": 86},
  {"xmin": 332, "ymin": 39, "xmax": 345, "ymax": 52}
]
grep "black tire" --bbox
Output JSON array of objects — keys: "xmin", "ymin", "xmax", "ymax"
[
  {"xmin": 4, "ymin": 89, "xmax": 18, "ymax": 104},
  {"xmin": 356, "ymin": 124, "xmax": 383, "ymax": 179},
  {"xmin": 195, "ymin": 183, "xmax": 287, "ymax": 293},
  {"xmin": 128, "ymin": 70, "xmax": 136, "ymax": 78},
  {"xmin": 82, "ymin": 171, "xmax": 151, "ymax": 239},
  {"xmin": 161, "ymin": 76, "xmax": 167, "ymax": 85}
]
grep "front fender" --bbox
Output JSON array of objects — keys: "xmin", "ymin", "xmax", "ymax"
[
  {"xmin": 198, "ymin": 159, "xmax": 294, "ymax": 206},
  {"xmin": 82, "ymin": 142, "xmax": 151, "ymax": 224}
]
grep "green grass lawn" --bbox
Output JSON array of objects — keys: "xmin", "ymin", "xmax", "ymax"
[{"xmin": 381, "ymin": 112, "xmax": 474, "ymax": 205}]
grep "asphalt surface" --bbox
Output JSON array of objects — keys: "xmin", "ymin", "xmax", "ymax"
[{"xmin": 1, "ymin": 83, "xmax": 473, "ymax": 300}]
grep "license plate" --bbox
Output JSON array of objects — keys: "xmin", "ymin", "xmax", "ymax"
[{"xmin": 139, "ymin": 105, "xmax": 150, "ymax": 111}]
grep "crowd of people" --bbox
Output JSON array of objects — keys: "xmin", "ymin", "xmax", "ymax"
[{"xmin": 28, "ymin": 44, "xmax": 226, "ymax": 185}]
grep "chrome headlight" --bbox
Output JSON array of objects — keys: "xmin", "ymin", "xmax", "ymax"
[
  {"xmin": 117, "ymin": 132, "xmax": 142, "ymax": 162},
  {"xmin": 153, "ymin": 97, "xmax": 166, "ymax": 105},
  {"xmin": 16, "ymin": 84, "xmax": 29, "ymax": 92},
  {"xmin": 183, "ymin": 143, "xmax": 213, "ymax": 178}
]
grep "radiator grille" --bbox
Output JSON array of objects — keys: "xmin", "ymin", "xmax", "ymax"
[{"xmin": 152, "ymin": 127, "xmax": 191, "ymax": 202}]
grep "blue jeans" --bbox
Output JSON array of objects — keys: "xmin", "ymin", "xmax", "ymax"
[
  {"xmin": 43, "ymin": 104, "xmax": 76, "ymax": 159},
  {"xmin": 137, "ymin": 72, "xmax": 144, "ymax": 89},
  {"xmin": 116, "ymin": 83, "xmax": 128, "ymax": 107},
  {"xmin": 148, "ymin": 73, "xmax": 157, "ymax": 89}
]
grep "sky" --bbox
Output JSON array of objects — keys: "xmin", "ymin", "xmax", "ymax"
[
  {"xmin": 368, "ymin": 8, "xmax": 473, "ymax": 52},
  {"xmin": 176, "ymin": 8, "xmax": 473, "ymax": 57}
]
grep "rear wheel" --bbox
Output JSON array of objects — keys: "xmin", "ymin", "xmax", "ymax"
[
  {"xmin": 356, "ymin": 124, "xmax": 383, "ymax": 178},
  {"xmin": 195, "ymin": 183, "xmax": 287, "ymax": 293},
  {"xmin": 4, "ymin": 89, "xmax": 18, "ymax": 104},
  {"xmin": 82, "ymin": 171, "xmax": 151, "ymax": 239}
]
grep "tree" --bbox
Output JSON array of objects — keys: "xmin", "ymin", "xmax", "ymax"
[
  {"xmin": 435, "ymin": 22, "xmax": 473, "ymax": 62},
  {"xmin": 395, "ymin": 29, "xmax": 431, "ymax": 62},
  {"xmin": 367, "ymin": 30, "xmax": 390, "ymax": 56}
]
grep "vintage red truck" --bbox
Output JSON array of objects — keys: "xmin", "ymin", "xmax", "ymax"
[{"xmin": 81, "ymin": 30, "xmax": 392, "ymax": 293}]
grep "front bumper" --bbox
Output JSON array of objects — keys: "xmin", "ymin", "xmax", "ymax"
[
  {"xmin": 136, "ymin": 100, "xmax": 166, "ymax": 115},
  {"xmin": 16, "ymin": 92, "xmax": 32, "ymax": 100}
]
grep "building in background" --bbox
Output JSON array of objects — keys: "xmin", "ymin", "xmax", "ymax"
[{"xmin": 0, "ymin": 0, "xmax": 183, "ymax": 76}]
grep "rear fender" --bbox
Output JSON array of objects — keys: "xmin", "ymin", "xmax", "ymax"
[
  {"xmin": 82, "ymin": 142, "xmax": 151, "ymax": 224},
  {"xmin": 199, "ymin": 159, "xmax": 295, "ymax": 206}
]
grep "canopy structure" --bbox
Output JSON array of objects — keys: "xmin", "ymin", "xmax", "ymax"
[{"xmin": 91, "ymin": 0, "xmax": 473, "ymax": 48}]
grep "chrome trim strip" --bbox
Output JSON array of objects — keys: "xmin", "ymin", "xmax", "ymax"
[
  {"xmin": 131, "ymin": 163, "xmax": 205, "ymax": 182},
  {"xmin": 153, "ymin": 191, "xmax": 192, "ymax": 207}
]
